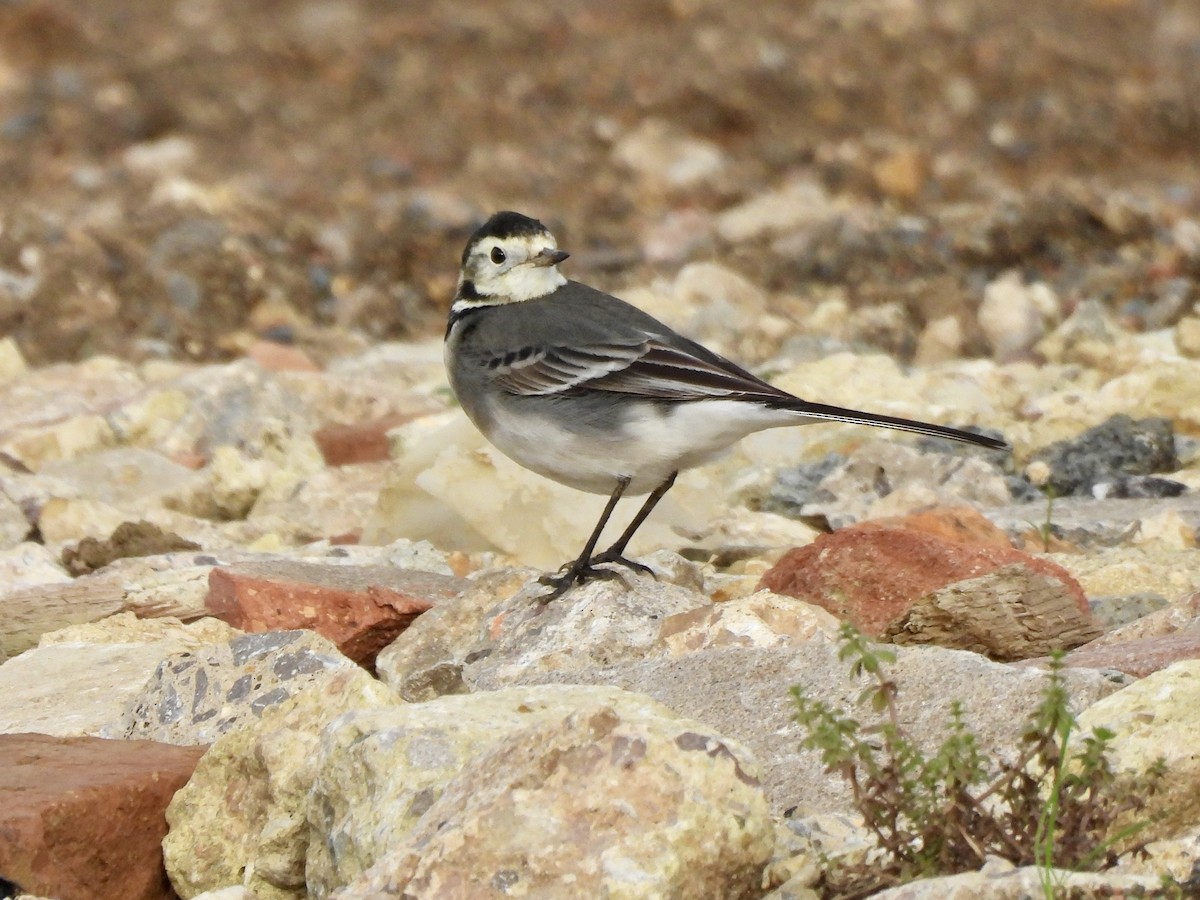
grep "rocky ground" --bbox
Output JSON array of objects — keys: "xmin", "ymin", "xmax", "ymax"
[{"xmin": 3, "ymin": 0, "xmax": 1200, "ymax": 898}]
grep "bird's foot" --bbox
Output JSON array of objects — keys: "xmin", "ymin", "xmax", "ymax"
[
  {"xmin": 588, "ymin": 548, "xmax": 656, "ymax": 579},
  {"xmin": 536, "ymin": 559, "xmax": 625, "ymax": 603}
]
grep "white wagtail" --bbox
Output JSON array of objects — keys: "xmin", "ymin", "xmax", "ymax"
[{"xmin": 445, "ymin": 211, "xmax": 1009, "ymax": 600}]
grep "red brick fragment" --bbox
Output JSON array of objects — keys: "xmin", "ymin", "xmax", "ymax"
[
  {"xmin": 758, "ymin": 524, "xmax": 1089, "ymax": 638},
  {"xmin": 206, "ymin": 562, "xmax": 468, "ymax": 668},
  {"xmin": 0, "ymin": 734, "xmax": 205, "ymax": 900}
]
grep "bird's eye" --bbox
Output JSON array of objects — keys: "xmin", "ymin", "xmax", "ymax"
[{"xmin": 490, "ymin": 247, "xmax": 506, "ymax": 265}]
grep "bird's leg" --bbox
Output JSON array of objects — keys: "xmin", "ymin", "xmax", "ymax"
[
  {"xmin": 589, "ymin": 471, "xmax": 678, "ymax": 577},
  {"xmin": 537, "ymin": 476, "xmax": 631, "ymax": 602}
]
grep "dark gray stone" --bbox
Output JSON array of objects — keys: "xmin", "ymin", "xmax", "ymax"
[{"xmin": 1031, "ymin": 414, "xmax": 1177, "ymax": 497}]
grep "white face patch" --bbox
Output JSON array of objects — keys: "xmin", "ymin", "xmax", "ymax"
[{"xmin": 459, "ymin": 232, "xmax": 567, "ymax": 304}]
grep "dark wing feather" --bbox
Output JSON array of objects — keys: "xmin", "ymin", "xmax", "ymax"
[{"xmin": 487, "ymin": 335, "xmax": 791, "ymax": 402}]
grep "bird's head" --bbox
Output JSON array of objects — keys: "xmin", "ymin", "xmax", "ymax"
[{"xmin": 456, "ymin": 211, "xmax": 569, "ymax": 304}]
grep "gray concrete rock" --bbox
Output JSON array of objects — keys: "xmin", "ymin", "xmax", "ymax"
[
  {"xmin": 1077, "ymin": 659, "xmax": 1200, "ymax": 843},
  {"xmin": 375, "ymin": 569, "xmax": 713, "ymax": 701},
  {"xmin": 503, "ymin": 643, "xmax": 1127, "ymax": 818},
  {"xmin": 866, "ymin": 857, "xmax": 1161, "ymax": 899},
  {"xmin": 798, "ymin": 442, "xmax": 1011, "ymax": 529},
  {"xmin": 310, "ymin": 684, "xmax": 772, "ymax": 899},
  {"xmin": 164, "ymin": 667, "xmax": 400, "ymax": 900},
  {"xmin": 0, "ymin": 615, "xmax": 240, "ymax": 737},
  {"xmin": 106, "ymin": 630, "xmax": 358, "ymax": 745},
  {"xmin": 985, "ymin": 495, "xmax": 1200, "ymax": 553}
]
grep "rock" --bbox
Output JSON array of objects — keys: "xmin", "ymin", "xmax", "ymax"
[
  {"xmin": 760, "ymin": 453, "xmax": 845, "ymax": 518},
  {"xmin": 717, "ymin": 178, "xmax": 840, "ymax": 243},
  {"xmin": 148, "ymin": 360, "xmax": 324, "ymax": 475},
  {"xmin": 205, "ymin": 562, "xmax": 467, "ymax": 668},
  {"xmin": 373, "ymin": 569, "xmax": 527, "ymax": 701},
  {"xmin": 1026, "ymin": 629, "xmax": 1200, "ymax": 678},
  {"xmin": 0, "ymin": 615, "xmax": 240, "ymax": 737},
  {"xmin": 0, "ymin": 542, "xmax": 70, "ymax": 590},
  {"xmin": 0, "ymin": 357, "xmax": 142, "ymax": 468},
  {"xmin": 320, "ymin": 340, "xmax": 450, "ymax": 399},
  {"xmin": 856, "ymin": 505, "xmax": 1015, "ymax": 549},
  {"xmin": 844, "ymin": 300, "xmax": 916, "ymax": 359},
  {"xmin": 1035, "ymin": 297, "xmax": 1138, "ymax": 370},
  {"xmin": 0, "ymin": 488, "xmax": 31, "ymax": 549},
  {"xmin": 122, "ymin": 135, "xmax": 197, "ymax": 175},
  {"xmin": 506, "ymin": 644, "xmax": 1123, "ymax": 818},
  {"xmin": 1023, "ymin": 358, "xmax": 1200, "ymax": 449},
  {"xmin": 40, "ymin": 612, "xmax": 238, "ymax": 648},
  {"xmin": 244, "ymin": 340, "xmax": 320, "ymax": 373},
  {"xmin": 1086, "ymin": 591, "xmax": 1200, "ymax": 645},
  {"xmin": 797, "ymin": 442, "xmax": 1011, "ymax": 529},
  {"xmin": 880, "ymin": 563, "xmax": 1102, "ymax": 660},
  {"xmin": 1076, "ymin": 660, "xmax": 1200, "ymax": 842},
  {"xmin": 106, "ymin": 630, "xmax": 358, "ymax": 745},
  {"xmin": 312, "ymin": 416, "xmax": 408, "ymax": 466},
  {"xmin": 657, "ymin": 591, "xmax": 840, "ymax": 653},
  {"xmin": 985, "ymin": 496, "xmax": 1200, "ymax": 557},
  {"xmin": 0, "ymin": 733, "xmax": 205, "ymax": 900},
  {"xmin": 1121, "ymin": 823, "xmax": 1200, "ymax": 887},
  {"xmin": 247, "ymin": 461, "xmax": 391, "ymax": 545},
  {"xmin": 363, "ymin": 412, "xmax": 496, "ymax": 553},
  {"xmin": 0, "ymin": 552, "xmax": 232, "ymax": 657},
  {"xmin": 1087, "ymin": 591, "xmax": 1171, "ymax": 630},
  {"xmin": 37, "ymin": 447, "xmax": 201, "ymax": 510},
  {"xmin": 1177, "ymin": 315, "xmax": 1200, "ymax": 358},
  {"xmin": 871, "ymin": 145, "xmax": 926, "ymax": 201},
  {"xmin": 174, "ymin": 441, "xmax": 314, "ymax": 521},
  {"xmin": 0, "ymin": 335, "xmax": 27, "ymax": 382},
  {"xmin": 163, "ymin": 667, "xmax": 399, "ymax": 900},
  {"xmin": 640, "ymin": 208, "xmax": 717, "ymax": 264},
  {"xmin": 1133, "ymin": 507, "xmax": 1198, "ymax": 551},
  {"xmin": 791, "ymin": 358, "xmax": 998, "ymax": 441},
  {"xmin": 306, "ymin": 538, "xmax": 458, "ymax": 577},
  {"xmin": 35, "ymin": 495, "xmax": 128, "ymax": 545},
  {"xmin": 190, "ymin": 889, "xmax": 259, "ymax": 900},
  {"xmin": 913, "ymin": 313, "xmax": 965, "ymax": 366},
  {"xmin": 765, "ymin": 812, "xmax": 869, "ymax": 896},
  {"xmin": 309, "ymin": 685, "xmax": 772, "ymax": 899},
  {"xmin": 61, "ymin": 520, "xmax": 202, "ymax": 575},
  {"xmin": 977, "ymin": 270, "xmax": 1059, "ymax": 361},
  {"xmin": 866, "ymin": 858, "xmax": 1161, "ymax": 898},
  {"xmin": 376, "ymin": 570, "xmax": 712, "ymax": 700},
  {"xmin": 1028, "ymin": 414, "xmax": 1177, "ymax": 497},
  {"xmin": 687, "ymin": 507, "xmax": 822, "ymax": 563},
  {"xmin": 612, "ymin": 118, "xmax": 726, "ymax": 190},
  {"xmin": 1092, "ymin": 474, "xmax": 1188, "ymax": 500},
  {"xmin": 759, "ymin": 525, "xmax": 1097, "ymax": 659},
  {"xmin": 0, "ymin": 413, "xmax": 116, "ymax": 472}
]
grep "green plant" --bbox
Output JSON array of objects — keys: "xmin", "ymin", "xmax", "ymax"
[
  {"xmin": 1028, "ymin": 484, "xmax": 1058, "ymax": 552},
  {"xmin": 790, "ymin": 624, "xmax": 1167, "ymax": 898}
]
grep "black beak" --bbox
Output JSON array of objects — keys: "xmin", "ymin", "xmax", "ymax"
[{"xmin": 531, "ymin": 248, "xmax": 569, "ymax": 267}]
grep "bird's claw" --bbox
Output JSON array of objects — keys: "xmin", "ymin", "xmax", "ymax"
[
  {"xmin": 536, "ymin": 562, "xmax": 624, "ymax": 603},
  {"xmin": 535, "ymin": 551, "xmax": 655, "ymax": 602},
  {"xmin": 588, "ymin": 549, "xmax": 656, "ymax": 579}
]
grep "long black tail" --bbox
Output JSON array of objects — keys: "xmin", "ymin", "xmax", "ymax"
[{"xmin": 776, "ymin": 398, "xmax": 1010, "ymax": 451}]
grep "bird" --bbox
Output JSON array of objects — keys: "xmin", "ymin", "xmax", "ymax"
[{"xmin": 444, "ymin": 211, "xmax": 1009, "ymax": 601}]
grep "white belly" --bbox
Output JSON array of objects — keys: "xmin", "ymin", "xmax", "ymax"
[{"xmin": 484, "ymin": 399, "xmax": 802, "ymax": 495}]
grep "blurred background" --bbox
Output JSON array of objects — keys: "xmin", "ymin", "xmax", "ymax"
[{"xmin": 0, "ymin": 0, "xmax": 1198, "ymax": 365}]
